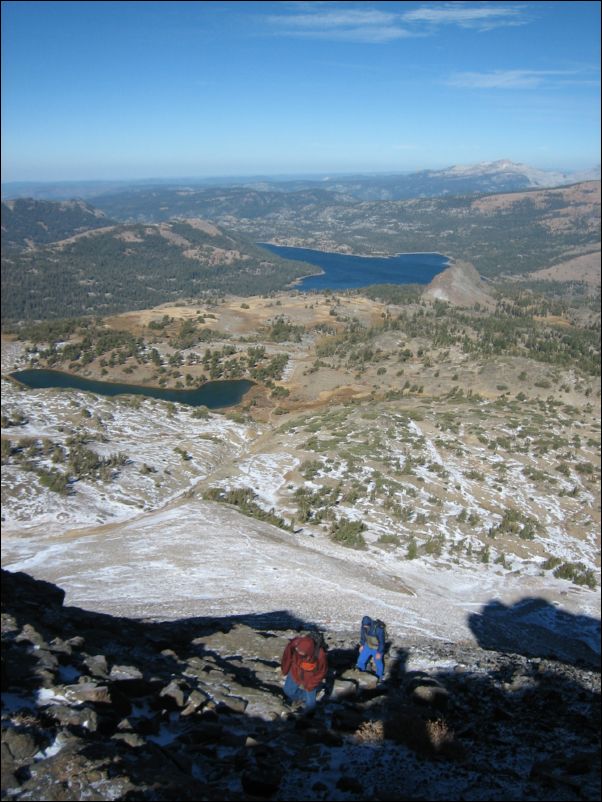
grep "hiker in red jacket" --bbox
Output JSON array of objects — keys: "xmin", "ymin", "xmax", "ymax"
[{"xmin": 281, "ymin": 635, "xmax": 328, "ymax": 711}]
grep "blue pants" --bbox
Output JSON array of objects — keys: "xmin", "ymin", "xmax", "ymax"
[
  {"xmin": 283, "ymin": 674, "xmax": 317, "ymax": 710},
  {"xmin": 356, "ymin": 646, "xmax": 384, "ymax": 679}
]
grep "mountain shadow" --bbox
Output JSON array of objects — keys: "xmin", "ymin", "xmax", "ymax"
[
  {"xmin": 468, "ymin": 596, "xmax": 601, "ymax": 671},
  {"xmin": 2, "ymin": 570, "xmax": 600, "ymax": 801}
]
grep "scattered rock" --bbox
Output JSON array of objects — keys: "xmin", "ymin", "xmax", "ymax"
[
  {"xmin": 1, "ymin": 569, "xmax": 600, "ymax": 801},
  {"xmin": 109, "ymin": 663, "xmax": 143, "ymax": 681},
  {"xmin": 82, "ymin": 654, "xmax": 108, "ymax": 678},
  {"xmin": 61, "ymin": 682, "xmax": 112, "ymax": 705},
  {"xmin": 330, "ymin": 678, "xmax": 357, "ymax": 700},
  {"xmin": 1, "ymin": 726, "xmax": 44, "ymax": 764},
  {"xmin": 407, "ymin": 675, "xmax": 449, "ymax": 709},
  {"xmin": 159, "ymin": 678, "xmax": 188, "ymax": 708}
]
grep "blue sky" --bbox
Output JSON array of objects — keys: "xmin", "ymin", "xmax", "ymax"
[{"xmin": 1, "ymin": 1, "xmax": 600, "ymax": 181}]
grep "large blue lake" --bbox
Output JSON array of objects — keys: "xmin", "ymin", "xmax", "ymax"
[
  {"xmin": 260, "ymin": 244, "xmax": 449, "ymax": 291},
  {"xmin": 9, "ymin": 370, "xmax": 254, "ymax": 409}
]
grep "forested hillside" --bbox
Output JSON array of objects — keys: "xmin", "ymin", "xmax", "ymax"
[
  {"xmin": 1, "ymin": 198, "xmax": 113, "ymax": 248},
  {"xmin": 1, "ymin": 218, "xmax": 314, "ymax": 322},
  {"xmin": 91, "ymin": 181, "xmax": 601, "ymax": 279},
  {"xmin": 214, "ymin": 182, "xmax": 601, "ymax": 279},
  {"xmin": 91, "ymin": 186, "xmax": 353, "ymax": 223},
  {"xmin": 2, "ymin": 182, "xmax": 599, "ymax": 323}
]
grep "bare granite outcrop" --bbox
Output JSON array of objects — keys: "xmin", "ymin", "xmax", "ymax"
[{"xmin": 423, "ymin": 260, "xmax": 495, "ymax": 308}]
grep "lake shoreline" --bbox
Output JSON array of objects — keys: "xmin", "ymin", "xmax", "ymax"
[
  {"xmin": 259, "ymin": 243, "xmax": 450, "ymax": 292},
  {"xmin": 260, "ymin": 241, "xmax": 451, "ymax": 260},
  {"xmin": 7, "ymin": 369, "xmax": 255, "ymax": 410}
]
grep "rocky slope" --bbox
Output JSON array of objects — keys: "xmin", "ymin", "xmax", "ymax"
[
  {"xmin": 422, "ymin": 260, "xmax": 495, "ymax": 307},
  {"xmin": 2, "ymin": 569, "xmax": 600, "ymax": 801}
]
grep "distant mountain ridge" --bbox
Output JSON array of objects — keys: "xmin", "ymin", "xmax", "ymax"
[
  {"xmin": 2, "ymin": 160, "xmax": 599, "ymax": 204},
  {"xmin": 91, "ymin": 186, "xmax": 352, "ymax": 224},
  {"xmin": 429, "ymin": 159, "xmax": 600, "ymax": 186},
  {"xmin": 309, "ymin": 160, "xmax": 602, "ymax": 201}
]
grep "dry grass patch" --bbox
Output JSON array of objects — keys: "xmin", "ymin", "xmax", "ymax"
[
  {"xmin": 354, "ymin": 719, "xmax": 385, "ymax": 743},
  {"xmin": 383, "ymin": 703, "xmax": 464, "ymax": 760},
  {"xmin": 527, "ymin": 250, "xmax": 601, "ymax": 286}
]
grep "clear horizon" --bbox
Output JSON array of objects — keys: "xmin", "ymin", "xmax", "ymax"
[
  {"xmin": 1, "ymin": 1, "xmax": 600, "ymax": 182},
  {"xmin": 1, "ymin": 160, "xmax": 600, "ymax": 189}
]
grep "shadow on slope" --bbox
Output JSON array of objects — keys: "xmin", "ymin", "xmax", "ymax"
[
  {"xmin": 468, "ymin": 596, "xmax": 601, "ymax": 671},
  {"xmin": 2, "ymin": 570, "xmax": 600, "ymax": 801}
]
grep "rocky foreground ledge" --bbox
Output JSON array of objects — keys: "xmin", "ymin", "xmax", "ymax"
[{"xmin": 1, "ymin": 569, "xmax": 600, "ymax": 801}]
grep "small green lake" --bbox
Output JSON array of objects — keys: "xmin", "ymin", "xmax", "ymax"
[{"xmin": 9, "ymin": 370, "xmax": 254, "ymax": 409}]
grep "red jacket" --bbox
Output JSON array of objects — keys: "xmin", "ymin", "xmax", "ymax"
[{"xmin": 281, "ymin": 636, "xmax": 328, "ymax": 691}]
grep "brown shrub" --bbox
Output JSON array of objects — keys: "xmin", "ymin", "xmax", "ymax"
[
  {"xmin": 384, "ymin": 704, "xmax": 465, "ymax": 760},
  {"xmin": 354, "ymin": 720, "xmax": 385, "ymax": 743}
]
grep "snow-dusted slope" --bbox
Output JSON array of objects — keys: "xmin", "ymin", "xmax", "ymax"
[{"xmin": 2, "ymin": 358, "xmax": 599, "ymax": 661}]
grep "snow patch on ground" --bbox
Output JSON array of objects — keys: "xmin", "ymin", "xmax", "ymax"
[
  {"xmin": 2, "ymin": 356, "xmax": 599, "ymax": 665},
  {"xmin": 3, "ymin": 498, "xmax": 598, "ymax": 656}
]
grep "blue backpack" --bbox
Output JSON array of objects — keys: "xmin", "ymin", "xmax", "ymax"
[{"xmin": 362, "ymin": 617, "xmax": 386, "ymax": 650}]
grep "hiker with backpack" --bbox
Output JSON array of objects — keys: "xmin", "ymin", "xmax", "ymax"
[
  {"xmin": 280, "ymin": 633, "xmax": 328, "ymax": 712},
  {"xmin": 356, "ymin": 616, "xmax": 386, "ymax": 681}
]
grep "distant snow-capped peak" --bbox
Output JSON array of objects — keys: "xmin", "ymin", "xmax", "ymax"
[{"xmin": 434, "ymin": 159, "xmax": 597, "ymax": 187}]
